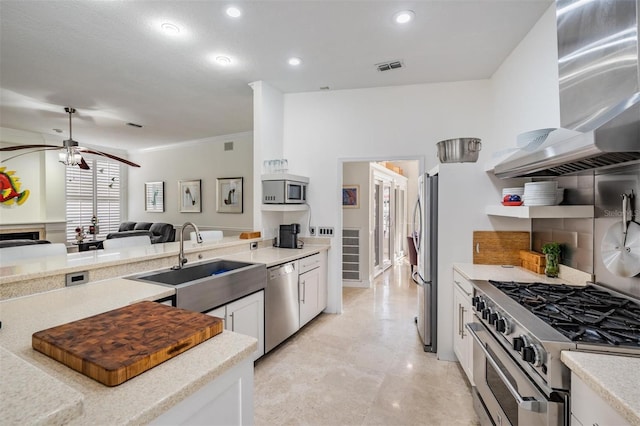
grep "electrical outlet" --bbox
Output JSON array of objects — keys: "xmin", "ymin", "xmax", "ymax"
[
  {"xmin": 309, "ymin": 226, "xmax": 316, "ymax": 236},
  {"xmin": 250, "ymin": 242, "xmax": 258, "ymax": 250},
  {"xmin": 318, "ymin": 226, "xmax": 334, "ymax": 236}
]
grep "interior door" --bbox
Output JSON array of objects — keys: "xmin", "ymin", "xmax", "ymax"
[
  {"xmin": 373, "ymin": 180, "xmax": 382, "ymax": 276},
  {"xmin": 382, "ymin": 182, "xmax": 392, "ymax": 270}
]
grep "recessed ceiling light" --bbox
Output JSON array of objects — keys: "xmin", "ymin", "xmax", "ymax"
[
  {"xmin": 226, "ymin": 7, "xmax": 242, "ymax": 18},
  {"xmin": 160, "ymin": 22, "xmax": 181, "ymax": 35},
  {"xmin": 393, "ymin": 10, "xmax": 415, "ymax": 24},
  {"xmin": 216, "ymin": 55, "xmax": 232, "ymax": 65},
  {"xmin": 288, "ymin": 57, "xmax": 302, "ymax": 66}
]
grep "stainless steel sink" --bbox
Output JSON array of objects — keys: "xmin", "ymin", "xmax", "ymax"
[{"xmin": 129, "ymin": 259, "xmax": 266, "ymax": 313}]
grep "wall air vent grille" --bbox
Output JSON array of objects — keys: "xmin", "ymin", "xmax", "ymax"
[
  {"xmin": 224, "ymin": 141, "xmax": 234, "ymax": 151},
  {"xmin": 342, "ymin": 228, "xmax": 360, "ymax": 281},
  {"xmin": 376, "ymin": 60, "xmax": 403, "ymax": 72}
]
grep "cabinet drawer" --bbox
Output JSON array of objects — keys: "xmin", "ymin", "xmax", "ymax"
[
  {"xmin": 571, "ymin": 373, "xmax": 630, "ymax": 426},
  {"xmin": 453, "ymin": 271, "xmax": 473, "ymax": 297},
  {"xmin": 299, "ymin": 252, "xmax": 321, "ymax": 274}
]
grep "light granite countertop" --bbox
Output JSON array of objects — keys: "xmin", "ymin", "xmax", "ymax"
[
  {"xmin": 561, "ymin": 351, "xmax": 640, "ymax": 426},
  {"xmin": 223, "ymin": 245, "xmax": 326, "ymax": 267},
  {"xmin": 0, "ymin": 278, "xmax": 257, "ymax": 425}
]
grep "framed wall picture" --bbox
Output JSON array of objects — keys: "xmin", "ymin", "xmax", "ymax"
[
  {"xmin": 179, "ymin": 179, "xmax": 201, "ymax": 213},
  {"xmin": 342, "ymin": 184, "xmax": 359, "ymax": 208},
  {"xmin": 216, "ymin": 177, "xmax": 243, "ymax": 213},
  {"xmin": 144, "ymin": 181, "xmax": 164, "ymax": 212}
]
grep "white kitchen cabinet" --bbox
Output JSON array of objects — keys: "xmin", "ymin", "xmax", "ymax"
[
  {"xmin": 570, "ymin": 372, "xmax": 630, "ymax": 426},
  {"xmin": 150, "ymin": 357, "xmax": 253, "ymax": 425},
  {"xmin": 206, "ymin": 291, "xmax": 265, "ymax": 362},
  {"xmin": 452, "ymin": 270, "xmax": 474, "ymax": 384},
  {"xmin": 298, "ymin": 252, "xmax": 327, "ymax": 327},
  {"xmin": 299, "ymin": 265, "xmax": 320, "ymax": 327}
]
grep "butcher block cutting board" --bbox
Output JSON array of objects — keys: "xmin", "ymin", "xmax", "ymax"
[
  {"xmin": 32, "ymin": 301, "xmax": 223, "ymax": 386},
  {"xmin": 473, "ymin": 231, "xmax": 530, "ymax": 265}
]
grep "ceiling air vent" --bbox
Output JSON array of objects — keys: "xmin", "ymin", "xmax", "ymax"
[{"xmin": 376, "ymin": 60, "xmax": 403, "ymax": 72}]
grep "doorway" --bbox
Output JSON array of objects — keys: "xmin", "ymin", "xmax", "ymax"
[{"xmin": 342, "ymin": 160, "xmax": 419, "ymax": 288}]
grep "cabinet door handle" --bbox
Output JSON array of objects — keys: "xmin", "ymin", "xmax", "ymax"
[
  {"xmin": 301, "ymin": 281, "xmax": 306, "ymax": 303},
  {"xmin": 454, "ymin": 280, "xmax": 472, "ymax": 297},
  {"xmin": 461, "ymin": 306, "xmax": 467, "ymax": 338},
  {"xmin": 229, "ymin": 312, "xmax": 234, "ymax": 331},
  {"xmin": 458, "ymin": 304, "xmax": 463, "ymax": 336}
]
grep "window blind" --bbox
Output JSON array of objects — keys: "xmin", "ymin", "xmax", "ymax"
[{"xmin": 65, "ymin": 158, "xmax": 121, "ymax": 241}]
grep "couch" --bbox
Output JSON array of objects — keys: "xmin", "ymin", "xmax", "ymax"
[{"xmin": 106, "ymin": 222, "xmax": 175, "ymax": 244}]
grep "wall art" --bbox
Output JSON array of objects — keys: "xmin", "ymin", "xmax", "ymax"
[
  {"xmin": 216, "ymin": 177, "xmax": 243, "ymax": 213},
  {"xmin": 179, "ymin": 179, "xmax": 201, "ymax": 213},
  {"xmin": 0, "ymin": 167, "xmax": 30, "ymax": 205},
  {"xmin": 342, "ymin": 184, "xmax": 359, "ymax": 208},
  {"xmin": 144, "ymin": 181, "xmax": 164, "ymax": 212}
]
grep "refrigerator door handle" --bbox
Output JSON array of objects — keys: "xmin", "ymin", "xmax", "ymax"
[{"xmin": 412, "ymin": 197, "xmax": 422, "ymax": 253}]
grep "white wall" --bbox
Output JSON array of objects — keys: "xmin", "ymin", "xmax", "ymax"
[
  {"xmin": 489, "ymin": 4, "xmax": 560, "ymax": 157},
  {"xmin": 280, "ymin": 80, "xmax": 501, "ymax": 360},
  {"xmin": 251, "ymin": 81, "xmax": 287, "ymax": 239},
  {"xmin": 128, "ymin": 132, "xmax": 254, "ymax": 232},
  {"xmin": 0, "ymin": 128, "xmax": 66, "ymax": 239}
]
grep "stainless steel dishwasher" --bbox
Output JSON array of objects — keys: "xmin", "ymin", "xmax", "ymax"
[{"xmin": 265, "ymin": 261, "xmax": 299, "ymax": 353}]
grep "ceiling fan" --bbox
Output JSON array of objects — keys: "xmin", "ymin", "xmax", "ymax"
[{"xmin": 0, "ymin": 107, "xmax": 140, "ymax": 169}]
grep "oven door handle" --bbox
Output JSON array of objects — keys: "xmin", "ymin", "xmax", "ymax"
[{"xmin": 466, "ymin": 323, "xmax": 541, "ymax": 412}]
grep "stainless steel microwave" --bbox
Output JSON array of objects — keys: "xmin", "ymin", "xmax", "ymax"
[{"xmin": 262, "ymin": 180, "xmax": 307, "ymax": 204}]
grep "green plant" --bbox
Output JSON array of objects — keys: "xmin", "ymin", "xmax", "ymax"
[
  {"xmin": 541, "ymin": 242, "xmax": 561, "ymax": 257},
  {"xmin": 541, "ymin": 242, "xmax": 561, "ymax": 277}
]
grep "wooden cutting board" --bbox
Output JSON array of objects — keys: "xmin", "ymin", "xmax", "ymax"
[
  {"xmin": 473, "ymin": 231, "xmax": 530, "ymax": 265},
  {"xmin": 32, "ymin": 301, "xmax": 223, "ymax": 386}
]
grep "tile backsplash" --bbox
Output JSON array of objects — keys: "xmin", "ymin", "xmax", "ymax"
[{"xmin": 531, "ymin": 172, "xmax": 595, "ymax": 274}]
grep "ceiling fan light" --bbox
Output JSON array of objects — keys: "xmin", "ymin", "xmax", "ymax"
[{"xmin": 58, "ymin": 149, "xmax": 82, "ymax": 166}]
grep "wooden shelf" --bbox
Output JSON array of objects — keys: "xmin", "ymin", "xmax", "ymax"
[
  {"xmin": 261, "ymin": 204, "xmax": 309, "ymax": 212},
  {"xmin": 485, "ymin": 205, "xmax": 594, "ymax": 219}
]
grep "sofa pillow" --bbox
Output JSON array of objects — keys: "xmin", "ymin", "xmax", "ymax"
[
  {"xmin": 118, "ymin": 222, "xmax": 136, "ymax": 232},
  {"xmin": 149, "ymin": 223, "xmax": 175, "ymax": 243},
  {"xmin": 134, "ymin": 222, "xmax": 153, "ymax": 230}
]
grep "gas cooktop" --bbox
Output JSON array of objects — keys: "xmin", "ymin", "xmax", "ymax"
[{"xmin": 488, "ymin": 281, "xmax": 640, "ymax": 349}]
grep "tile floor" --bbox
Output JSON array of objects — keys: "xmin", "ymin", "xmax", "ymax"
[{"xmin": 254, "ymin": 262, "xmax": 480, "ymax": 425}]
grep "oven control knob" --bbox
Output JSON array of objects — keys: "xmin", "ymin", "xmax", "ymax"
[
  {"xmin": 496, "ymin": 317, "xmax": 510, "ymax": 334},
  {"xmin": 522, "ymin": 345, "xmax": 543, "ymax": 367},
  {"xmin": 513, "ymin": 336, "xmax": 525, "ymax": 352},
  {"xmin": 472, "ymin": 296, "xmax": 480, "ymax": 307},
  {"xmin": 477, "ymin": 300, "xmax": 486, "ymax": 311},
  {"xmin": 488, "ymin": 312, "xmax": 498, "ymax": 325},
  {"xmin": 481, "ymin": 308, "xmax": 491, "ymax": 320}
]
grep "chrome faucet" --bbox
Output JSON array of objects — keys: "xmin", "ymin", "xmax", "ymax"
[{"xmin": 172, "ymin": 222, "xmax": 203, "ymax": 270}]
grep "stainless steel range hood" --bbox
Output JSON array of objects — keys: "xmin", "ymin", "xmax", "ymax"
[{"xmin": 494, "ymin": 0, "xmax": 640, "ymax": 179}]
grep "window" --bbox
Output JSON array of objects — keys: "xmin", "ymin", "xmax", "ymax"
[{"xmin": 65, "ymin": 159, "xmax": 121, "ymax": 241}]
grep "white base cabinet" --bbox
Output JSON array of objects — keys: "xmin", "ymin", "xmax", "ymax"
[
  {"xmin": 453, "ymin": 270, "xmax": 474, "ymax": 384},
  {"xmin": 298, "ymin": 252, "xmax": 328, "ymax": 327},
  {"xmin": 570, "ymin": 372, "xmax": 630, "ymax": 426},
  {"xmin": 206, "ymin": 291, "xmax": 265, "ymax": 362},
  {"xmin": 150, "ymin": 357, "xmax": 253, "ymax": 425}
]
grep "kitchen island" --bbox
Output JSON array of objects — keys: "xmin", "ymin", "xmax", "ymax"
[
  {"xmin": 0, "ymin": 236, "xmax": 330, "ymax": 300},
  {"xmin": 0, "ymin": 278, "xmax": 257, "ymax": 425}
]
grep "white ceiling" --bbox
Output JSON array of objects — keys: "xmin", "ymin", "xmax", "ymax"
[{"xmin": 0, "ymin": 0, "xmax": 552, "ymax": 152}]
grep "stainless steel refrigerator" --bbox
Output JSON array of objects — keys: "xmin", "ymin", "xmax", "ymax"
[{"xmin": 412, "ymin": 172, "xmax": 437, "ymax": 353}]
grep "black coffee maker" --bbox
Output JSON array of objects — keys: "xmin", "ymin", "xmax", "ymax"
[{"xmin": 278, "ymin": 223, "xmax": 300, "ymax": 249}]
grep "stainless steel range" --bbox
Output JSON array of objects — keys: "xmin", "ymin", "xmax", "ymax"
[{"xmin": 467, "ymin": 280, "xmax": 640, "ymax": 426}]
